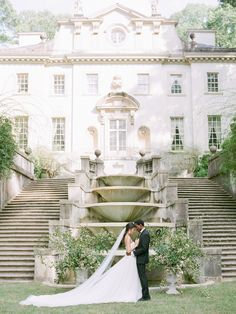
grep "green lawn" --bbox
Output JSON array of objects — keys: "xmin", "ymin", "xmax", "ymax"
[{"xmin": 0, "ymin": 281, "xmax": 236, "ymax": 314}]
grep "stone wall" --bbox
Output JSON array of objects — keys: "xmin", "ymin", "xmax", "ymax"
[
  {"xmin": 208, "ymin": 153, "xmax": 236, "ymax": 198},
  {"xmin": 0, "ymin": 151, "xmax": 34, "ymax": 209}
]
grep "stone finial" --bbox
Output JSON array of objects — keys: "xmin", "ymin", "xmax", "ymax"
[
  {"xmin": 94, "ymin": 149, "xmax": 101, "ymax": 159},
  {"xmin": 74, "ymin": 0, "xmax": 84, "ymax": 17},
  {"xmin": 139, "ymin": 150, "xmax": 146, "ymax": 158},
  {"xmin": 209, "ymin": 145, "xmax": 217, "ymax": 154},
  {"xmin": 189, "ymin": 32, "xmax": 197, "ymax": 49},
  {"xmin": 151, "ymin": 0, "xmax": 159, "ymax": 16},
  {"xmin": 110, "ymin": 75, "xmax": 122, "ymax": 92}
]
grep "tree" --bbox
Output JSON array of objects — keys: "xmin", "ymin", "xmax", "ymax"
[
  {"xmin": 207, "ymin": 4, "xmax": 236, "ymax": 48},
  {"xmin": 171, "ymin": 4, "xmax": 212, "ymax": 42},
  {"xmin": 171, "ymin": 3, "xmax": 236, "ymax": 48},
  {"xmin": 16, "ymin": 10, "xmax": 58, "ymax": 40},
  {"xmin": 16, "ymin": 11, "xmax": 70, "ymax": 40},
  {"xmin": 219, "ymin": 0, "xmax": 236, "ymax": 7},
  {"xmin": 0, "ymin": 116, "xmax": 17, "ymax": 178},
  {"xmin": 0, "ymin": 0, "xmax": 18, "ymax": 42}
]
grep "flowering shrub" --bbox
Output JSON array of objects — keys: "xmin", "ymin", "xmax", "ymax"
[
  {"xmin": 49, "ymin": 228, "xmax": 116, "ymax": 283},
  {"xmin": 149, "ymin": 228, "xmax": 203, "ymax": 278}
]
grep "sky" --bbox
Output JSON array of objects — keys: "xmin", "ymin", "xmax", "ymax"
[{"xmin": 9, "ymin": 0, "xmax": 219, "ymax": 18}]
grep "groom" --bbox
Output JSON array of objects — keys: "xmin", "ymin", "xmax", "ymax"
[{"xmin": 134, "ymin": 219, "xmax": 151, "ymax": 301}]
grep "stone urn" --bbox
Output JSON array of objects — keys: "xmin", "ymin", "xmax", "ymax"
[
  {"xmin": 76, "ymin": 268, "xmax": 89, "ymax": 285},
  {"xmin": 166, "ymin": 271, "xmax": 180, "ymax": 295}
]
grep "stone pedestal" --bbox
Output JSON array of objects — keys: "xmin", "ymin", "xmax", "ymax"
[
  {"xmin": 199, "ymin": 248, "xmax": 222, "ymax": 283},
  {"xmin": 188, "ymin": 219, "xmax": 203, "ymax": 245}
]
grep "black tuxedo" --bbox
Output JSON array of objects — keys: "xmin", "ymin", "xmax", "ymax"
[{"xmin": 134, "ymin": 229, "xmax": 150, "ymax": 300}]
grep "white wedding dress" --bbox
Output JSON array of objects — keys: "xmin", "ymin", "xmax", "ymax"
[{"xmin": 20, "ymin": 229, "xmax": 142, "ymax": 307}]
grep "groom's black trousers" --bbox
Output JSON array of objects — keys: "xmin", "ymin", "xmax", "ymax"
[{"xmin": 137, "ymin": 263, "xmax": 150, "ymax": 299}]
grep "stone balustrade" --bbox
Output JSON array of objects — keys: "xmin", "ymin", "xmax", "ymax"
[{"xmin": 0, "ymin": 150, "xmax": 34, "ymax": 209}]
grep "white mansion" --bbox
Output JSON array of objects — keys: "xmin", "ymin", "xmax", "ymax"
[{"xmin": 0, "ymin": 2, "xmax": 235, "ymax": 174}]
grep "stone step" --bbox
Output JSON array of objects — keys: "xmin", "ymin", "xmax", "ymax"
[
  {"xmin": 4, "ymin": 204, "xmax": 60, "ymax": 208},
  {"xmin": 0, "ymin": 226, "xmax": 48, "ymax": 231},
  {"xmin": 0, "ymin": 251, "xmax": 34, "ymax": 256},
  {"xmin": 222, "ymin": 256, "xmax": 236, "ymax": 261},
  {"xmin": 0, "ymin": 273, "xmax": 34, "ymax": 279},
  {"xmin": 203, "ymin": 232, "xmax": 236, "ymax": 236},
  {"xmin": 222, "ymin": 273, "xmax": 236, "ymax": 278},
  {"xmin": 0, "ymin": 243, "xmax": 46, "ymax": 247},
  {"xmin": 0, "ymin": 212, "xmax": 59, "ymax": 216},
  {"xmin": 0, "ymin": 257, "xmax": 34, "ymax": 261},
  {"xmin": 189, "ymin": 215, "xmax": 236, "ymax": 219},
  {"xmin": 203, "ymin": 236, "xmax": 236, "ymax": 240},
  {"xmin": 0, "ymin": 230, "xmax": 48, "ymax": 234},
  {"xmin": 0, "ymin": 267, "xmax": 34, "ymax": 272},
  {"xmin": 204, "ymin": 242, "xmax": 236, "ymax": 246},
  {"xmin": 0, "ymin": 236, "xmax": 48, "ymax": 241},
  {"xmin": 221, "ymin": 259, "xmax": 236, "ymax": 268},
  {"xmin": 0, "ymin": 218, "xmax": 58, "ymax": 222},
  {"xmin": 203, "ymin": 230, "xmax": 236, "ymax": 234},
  {"xmin": 221, "ymin": 267, "xmax": 236, "ymax": 272}
]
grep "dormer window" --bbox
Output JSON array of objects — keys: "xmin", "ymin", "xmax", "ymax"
[{"xmin": 110, "ymin": 28, "xmax": 126, "ymax": 44}]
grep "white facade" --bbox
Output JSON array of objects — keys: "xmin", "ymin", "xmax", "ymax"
[{"xmin": 0, "ymin": 3, "xmax": 235, "ymax": 174}]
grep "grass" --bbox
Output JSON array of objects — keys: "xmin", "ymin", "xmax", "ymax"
[{"xmin": 0, "ymin": 281, "xmax": 236, "ymax": 314}]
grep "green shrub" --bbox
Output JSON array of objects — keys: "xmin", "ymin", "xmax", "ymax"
[
  {"xmin": 194, "ymin": 153, "xmax": 210, "ymax": 177},
  {"xmin": 49, "ymin": 228, "xmax": 116, "ymax": 283},
  {"xmin": 148, "ymin": 228, "xmax": 203, "ymax": 279},
  {"xmin": 0, "ymin": 116, "xmax": 17, "ymax": 178}
]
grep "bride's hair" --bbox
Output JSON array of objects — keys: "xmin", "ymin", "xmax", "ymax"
[{"xmin": 123, "ymin": 222, "xmax": 135, "ymax": 241}]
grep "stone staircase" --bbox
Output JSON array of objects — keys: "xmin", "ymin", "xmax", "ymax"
[
  {"xmin": 170, "ymin": 177, "xmax": 236, "ymax": 280},
  {"xmin": 0, "ymin": 178, "xmax": 73, "ymax": 282}
]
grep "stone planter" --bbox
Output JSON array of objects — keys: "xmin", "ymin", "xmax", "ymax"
[
  {"xmin": 166, "ymin": 272, "xmax": 180, "ymax": 295},
  {"xmin": 75, "ymin": 268, "xmax": 89, "ymax": 285}
]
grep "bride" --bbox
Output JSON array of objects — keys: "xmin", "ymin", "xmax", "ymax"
[{"xmin": 20, "ymin": 223, "xmax": 142, "ymax": 307}]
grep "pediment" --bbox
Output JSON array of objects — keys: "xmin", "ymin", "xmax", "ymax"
[
  {"xmin": 96, "ymin": 92, "xmax": 140, "ymax": 112},
  {"xmin": 92, "ymin": 3, "xmax": 147, "ymax": 20}
]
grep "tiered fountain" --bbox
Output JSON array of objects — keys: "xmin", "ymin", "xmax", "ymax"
[{"xmin": 34, "ymin": 151, "xmax": 188, "ymax": 284}]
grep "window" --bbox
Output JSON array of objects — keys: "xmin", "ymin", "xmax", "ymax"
[
  {"xmin": 17, "ymin": 73, "xmax": 28, "ymax": 93},
  {"xmin": 137, "ymin": 74, "xmax": 149, "ymax": 95},
  {"xmin": 170, "ymin": 74, "xmax": 182, "ymax": 94},
  {"xmin": 171, "ymin": 117, "xmax": 184, "ymax": 151},
  {"xmin": 207, "ymin": 72, "xmax": 219, "ymax": 92},
  {"xmin": 14, "ymin": 116, "xmax": 28, "ymax": 150},
  {"xmin": 111, "ymin": 28, "xmax": 126, "ymax": 44},
  {"xmin": 87, "ymin": 74, "xmax": 98, "ymax": 95},
  {"xmin": 54, "ymin": 75, "xmax": 65, "ymax": 95},
  {"xmin": 109, "ymin": 119, "xmax": 126, "ymax": 151},
  {"xmin": 52, "ymin": 118, "xmax": 65, "ymax": 151},
  {"xmin": 208, "ymin": 115, "xmax": 221, "ymax": 149}
]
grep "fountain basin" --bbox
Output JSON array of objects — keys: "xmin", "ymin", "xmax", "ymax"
[
  {"xmin": 97, "ymin": 175, "xmax": 144, "ymax": 186},
  {"xmin": 91, "ymin": 186, "xmax": 150, "ymax": 202},
  {"xmin": 86, "ymin": 202, "xmax": 164, "ymax": 222},
  {"xmin": 77, "ymin": 222, "xmax": 175, "ymax": 236}
]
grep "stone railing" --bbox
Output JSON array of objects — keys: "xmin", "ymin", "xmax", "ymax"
[
  {"xmin": 208, "ymin": 152, "xmax": 236, "ymax": 198},
  {"xmin": 0, "ymin": 151, "xmax": 34, "ymax": 209}
]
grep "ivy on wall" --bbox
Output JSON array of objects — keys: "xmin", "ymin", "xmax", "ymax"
[{"xmin": 0, "ymin": 116, "xmax": 17, "ymax": 179}]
